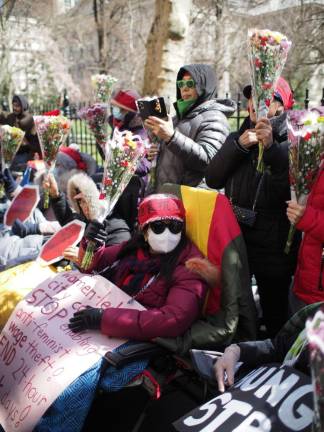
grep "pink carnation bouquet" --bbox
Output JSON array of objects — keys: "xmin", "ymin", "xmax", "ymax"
[
  {"xmin": 34, "ymin": 115, "xmax": 71, "ymax": 208},
  {"xmin": 78, "ymin": 103, "xmax": 109, "ymax": 150},
  {"xmin": 79, "ymin": 74, "xmax": 117, "ymax": 156},
  {"xmin": 81, "ymin": 129, "xmax": 145, "ymax": 270},
  {"xmin": 285, "ymin": 108, "xmax": 324, "ymax": 254},
  {"xmin": 248, "ymin": 29, "xmax": 292, "ymax": 172}
]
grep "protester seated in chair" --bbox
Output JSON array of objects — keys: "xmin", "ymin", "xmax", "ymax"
[{"xmin": 69, "ymin": 193, "xmax": 208, "ymax": 340}]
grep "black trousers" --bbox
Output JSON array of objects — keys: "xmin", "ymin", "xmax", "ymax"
[{"xmin": 251, "ymin": 265, "xmax": 293, "ymax": 338}]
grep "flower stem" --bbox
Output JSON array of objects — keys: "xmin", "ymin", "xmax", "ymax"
[
  {"xmin": 81, "ymin": 241, "xmax": 96, "ymax": 270},
  {"xmin": 43, "ymin": 189, "xmax": 49, "ymax": 209},
  {"xmin": 256, "ymin": 142, "xmax": 265, "ymax": 173},
  {"xmin": 284, "ymin": 223, "xmax": 296, "ymax": 255}
]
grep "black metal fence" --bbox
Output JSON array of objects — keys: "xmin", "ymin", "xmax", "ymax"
[{"xmin": 6, "ymin": 87, "xmax": 324, "ymax": 165}]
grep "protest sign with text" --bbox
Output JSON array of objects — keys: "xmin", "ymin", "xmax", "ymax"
[
  {"xmin": 0, "ymin": 270, "xmax": 144, "ymax": 432},
  {"xmin": 174, "ymin": 364, "xmax": 313, "ymax": 432}
]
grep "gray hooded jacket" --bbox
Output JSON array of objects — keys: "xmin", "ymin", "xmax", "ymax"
[{"xmin": 155, "ymin": 64, "xmax": 236, "ymax": 190}]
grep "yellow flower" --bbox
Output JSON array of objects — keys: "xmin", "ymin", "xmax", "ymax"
[{"xmin": 126, "ymin": 138, "xmax": 137, "ymax": 150}]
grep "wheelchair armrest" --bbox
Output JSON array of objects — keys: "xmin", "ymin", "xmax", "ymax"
[{"xmin": 104, "ymin": 342, "xmax": 166, "ymax": 368}]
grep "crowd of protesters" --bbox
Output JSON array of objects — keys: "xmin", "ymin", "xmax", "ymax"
[{"xmin": 0, "ymin": 62, "xmax": 323, "ymax": 432}]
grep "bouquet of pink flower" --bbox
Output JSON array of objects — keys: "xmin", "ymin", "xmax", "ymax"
[
  {"xmin": 78, "ymin": 103, "xmax": 109, "ymax": 150},
  {"xmin": 34, "ymin": 115, "xmax": 71, "ymax": 207},
  {"xmin": 306, "ymin": 308, "xmax": 324, "ymax": 432},
  {"xmin": 78, "ymin": 74, "xmax": 117, "ymax": 156},
  {"xmin": 0, "ymin": 125, "xmax": 25, "ymax": 169},
  {"xmin": 248, "ymin": 29, "xmax": 292, "ymax": 172},
  {"xmin": 285, "ymin": 108, "xmax": 324, "ymax": 254},
  {"xmin": 81, "ymin": 129, "xmax": 145, "ymax": 269},
  {"xmin": 91, "ymin": 74, "xmax": 118, "ymax": 103}
]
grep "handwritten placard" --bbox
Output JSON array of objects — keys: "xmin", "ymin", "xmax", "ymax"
[
  {"xmin": 0, "ymin": 270, "xmax": 144, "ymax": 432},
  {"xmin": 174, "ymin": 364, "xmax": 313, "ymax": 432}
]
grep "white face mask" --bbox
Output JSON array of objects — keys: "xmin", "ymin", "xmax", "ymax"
[{"xmin": 147, "ymin": 227, "xmax": 182, "ymax": 254}]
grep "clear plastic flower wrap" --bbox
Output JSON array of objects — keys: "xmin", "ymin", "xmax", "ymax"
[
  {"xmin": 0, "ymin": 125, "xmax": 25, "ymax": 169},
  {"xmin": 306, "ymin": 308, "xmax": 324, "ymax": 432},
  {"xmin": 34, "ymin": 115, "xmax": 71, "ymax": 208},
  {"xmin": 91, "ymin": 74, "xmax": 118, "ymax": 103},
  {"xmin": 78, "ymin": 103, "xmax": 109, "ymax": 151},
  {"xmin": 248, "ymin": 29, "xmax": 292, "ymax": 172},
  {"xmin": 285, "ymin": 108, "xmax": 324, "ymax": 254},
  {"xmin": 79, "ymin": 74, "xmax": 117, "ymax": 156},
  {"xmin": 81, "ymin": 129, "xmax": 146, "ymax": 270}
]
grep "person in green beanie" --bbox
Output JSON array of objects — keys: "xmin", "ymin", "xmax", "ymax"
[{"xmin": 145, "ymin": 64, "xmax": 236, "ymax": 191}]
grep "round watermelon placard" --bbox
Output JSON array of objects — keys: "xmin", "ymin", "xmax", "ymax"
[
  {"xmin": 4, "ymin": 185, "xmax": 40, "ymax": 227},
  {"xmin": 38, "ymin": 220, "xmax": 86, "ymax": 265}
]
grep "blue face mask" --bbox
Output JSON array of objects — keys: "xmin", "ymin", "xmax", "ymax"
[{"xmin": 112, "ymin": 106, "xmax": 125, "ymax": 121}]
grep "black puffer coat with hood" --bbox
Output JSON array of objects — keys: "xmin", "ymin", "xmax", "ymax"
[{"xmin": 155, "ymin": 64, "xmax": 236, "ymax": 190}]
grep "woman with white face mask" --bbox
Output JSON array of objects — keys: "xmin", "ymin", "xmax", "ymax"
[{"xmin": 70, "ymin": 193, "xmax": 208, "ymax": 341}]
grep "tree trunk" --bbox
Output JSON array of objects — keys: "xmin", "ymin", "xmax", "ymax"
[
  {"xmin": 143, "ymin": 0, "xmax": 192, "ymax": 101},
  {"xmin": 93, "ymin": 0, "xmax": 106, "ymax": 72}
]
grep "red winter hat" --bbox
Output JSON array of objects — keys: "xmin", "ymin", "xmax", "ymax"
[
  {"xmin": 273, "ymin": 77, "xmax": 294, "ymax": 110},
  {"xmin": 58, "ymin": 146, "xmax": 87, "ymax": 171},
  {"xmin": 111, "ymin": 89, "xmax": 140, "ymax": 113},
  {"xmin": 243, "ymin": 77, "xmax": 294, "ymax": 111},
  {"xmin": 138, "ymin": 194, "xmax": 186, "ymax": 229}
]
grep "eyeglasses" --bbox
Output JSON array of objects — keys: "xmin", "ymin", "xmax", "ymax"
[
  {"xmin": 149, "ymin": 220, "xmax": 184, "ymax": 235},
  {"xmin": 177, "ymin": 79, "xmax": 195, "ymax": 89}
]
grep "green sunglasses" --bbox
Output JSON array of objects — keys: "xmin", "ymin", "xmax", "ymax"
[{"xmin": 177, "ymin": 79, "xmax": 195, "ymax": 89}]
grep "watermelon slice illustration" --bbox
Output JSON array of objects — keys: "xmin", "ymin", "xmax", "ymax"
[
  {"xmin": 4, "ymin": 185, "xmax": 40, "ymax": 227},
  {"xmin": 38, "ymin": 220, "xmax": 85, "ymax": 265}
]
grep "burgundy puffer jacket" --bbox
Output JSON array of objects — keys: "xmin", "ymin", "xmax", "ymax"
[
  {"xmin": 82, "ymin": 240, "xmax": 208, "ymax": 340},
  {"xmin": 293, "ymin": 167, "xmax": 324, "ymax": 304}
]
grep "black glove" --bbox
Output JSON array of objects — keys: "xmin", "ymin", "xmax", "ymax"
[
  {"xmin": 84, "ymin": 220, "xmax": 107, "ymax": 244},
  {"xmin": 0, "ymin": 168, "xmax": 18, "ymax": 196},
  {"xmin": 12, "ymin": 219, "xmax": 40, "ymax": 237},
  {"xmin": 68, "ymin": 307, "xmax": 103, "ymax": 333}
]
